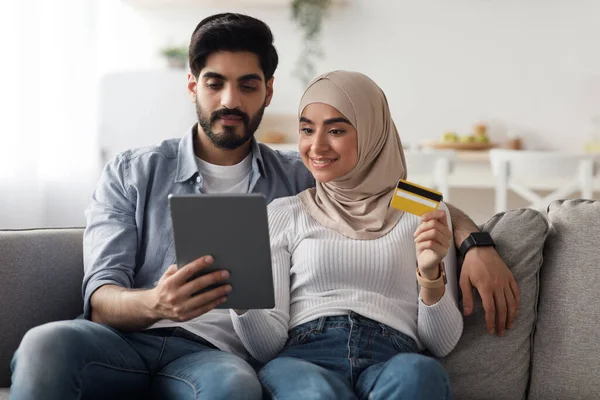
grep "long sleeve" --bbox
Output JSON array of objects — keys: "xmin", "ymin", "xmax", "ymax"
[
  {"xmin": 82, "ymin": 154, "xmax": 138, "ymax": 319},
  {"xmin": 231, "ymin": 199, "xmax": 293, "ymax": 362},
  {"xmin": 417, "ymin": 201, "xmax": 464, "ymax": 357}
]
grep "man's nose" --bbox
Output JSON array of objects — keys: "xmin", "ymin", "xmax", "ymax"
[{"xmin": 220, "ymin": 86, "xmax": 242, "ymax": 109}]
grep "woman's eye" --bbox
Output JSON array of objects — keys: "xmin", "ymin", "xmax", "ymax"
[
  {"xmin": 329, "ymin": 129, "xmax": 345, "ymax": 135},
  {"xmin": 300, "ymin": 128, "xmax": 313, "ymax": 135}
]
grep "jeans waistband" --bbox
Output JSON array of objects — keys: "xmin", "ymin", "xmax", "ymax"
[{"xmin": 289, "ymin": 312, "xmax": 416, "ymax": 345}]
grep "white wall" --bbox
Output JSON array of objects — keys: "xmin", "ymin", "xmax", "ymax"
[
  {"xmin": 0, "ymin": 0, "xmax": 99, "ymax": 229},
  {"xmin": 2, "ymin": 0, "xmax": 596, "ymax": 228},
  {"xmin": 97, "ymin": 0, "xmax": 600, "ymax": 152}
]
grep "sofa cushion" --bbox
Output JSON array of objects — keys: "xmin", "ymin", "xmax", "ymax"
[
  {"xmin": 528, "ymin": 199, "xmax": 600, "ymax": 400},
  {"xmin": 0, "ymin": 228, "xmax": 85, "ymax": 388},
  {"xmin": 441, "ymin": 208, "xmax": 549, "ymax": 400}
]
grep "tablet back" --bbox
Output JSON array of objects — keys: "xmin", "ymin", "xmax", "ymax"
[{"xmin": 168, "ymin": 194, "xmax": 274, "ymax": 309}]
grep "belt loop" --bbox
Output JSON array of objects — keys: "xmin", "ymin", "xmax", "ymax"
[
  {"xmin": 315, "ymin": 316, "xmax": 327, "ymax": 333},
  {"xmin": 378, "ymin": 322, "xmax": 389, "ymax": 336},
  {"xmin": 348, "ymin": 311, "xmax": 356, "ymax": 323}
]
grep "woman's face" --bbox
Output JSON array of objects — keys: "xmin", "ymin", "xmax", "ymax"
[{"xmin": 298, "ymin": 103, "xmax": 358, "ymax": 183}]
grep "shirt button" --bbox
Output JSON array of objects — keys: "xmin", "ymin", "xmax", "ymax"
[{"xmin": 196, "ymin": 176, "xmax": 202, "ymax": 183}]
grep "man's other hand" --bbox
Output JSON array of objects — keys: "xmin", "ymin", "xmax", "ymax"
[{"xmin": 460, "ymin": 247, "xmax": 520, "ymax": 336}]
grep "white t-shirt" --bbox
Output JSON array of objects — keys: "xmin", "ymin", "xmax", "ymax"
[
  {"xmin": 195, "ymin": 153, "xmax": 253, "ymax": 194},
  {"xmin": 147, "ymin": 153, "xmax": 253, "ymax": 358}
]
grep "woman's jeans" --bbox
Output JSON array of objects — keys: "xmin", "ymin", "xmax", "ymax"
[
  {"xmin": 259, "ymin": 312, "xmax": 452, "ymax": 400},
  {"xmin": 10, "ymin": 319, "xmax": 262, "ymax": 400}
]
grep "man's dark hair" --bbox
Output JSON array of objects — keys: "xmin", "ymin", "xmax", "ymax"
[{"xmin": 189, "ymin": 13, "xmax": 279, "ymax": 80}]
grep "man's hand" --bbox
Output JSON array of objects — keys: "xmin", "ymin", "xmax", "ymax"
[
  {"xmin": 460, "ymin": 247, "xmax": 520, "ymax": 336},
  {"xmin": 150, "ymin": 255, "xmax": 232, "ymax": 322}
]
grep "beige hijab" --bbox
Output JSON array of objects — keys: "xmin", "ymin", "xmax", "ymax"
[{"xmin": 298, "ymin": 71, "xmax": 407, "ymax": 240}]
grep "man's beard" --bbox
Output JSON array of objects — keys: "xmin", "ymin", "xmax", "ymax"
[{"xmin": 197, "ymin": 101, "xmax": 265, "ymax": 150}]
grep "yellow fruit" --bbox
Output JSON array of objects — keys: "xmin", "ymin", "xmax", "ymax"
[
  {"xmin": 441, "ymin": 132, "xmax": 459, "ymax": 142},
  {"xmin": 585, "ymin": 141, "xmax": 600, "ymax": 153}
]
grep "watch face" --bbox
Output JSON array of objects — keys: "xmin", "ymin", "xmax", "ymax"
[{"xmin": 471, "ymin": 232, "xmax": 495, "ymax": 246}]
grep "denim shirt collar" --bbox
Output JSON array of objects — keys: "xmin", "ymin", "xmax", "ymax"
[{"xmin": 174, "ymin": 124, "xmax": 267, "ymax": 184}]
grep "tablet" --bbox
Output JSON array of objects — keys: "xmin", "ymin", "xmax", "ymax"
[{"xmin": 168, "ymin": 193, "xmax": 275, "ymax": 309}]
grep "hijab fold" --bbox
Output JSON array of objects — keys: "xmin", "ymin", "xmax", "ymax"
[{"xmin": 298, "ymin": 71, "xmax": 407, "ymax": 240}]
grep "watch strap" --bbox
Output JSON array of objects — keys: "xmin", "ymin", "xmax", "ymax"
[
  {"xmin": 416, "ymin": 262, "xmax": 447, "ymax": 289},
  {"xmin": 459, "ymin": 232, "xmax": 495, "ymax": 258},
  {"xmin": 459, "ymin": 235, "xmax": 477, "ymax": 258}
]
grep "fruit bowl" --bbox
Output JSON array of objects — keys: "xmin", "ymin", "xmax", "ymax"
[{"xmin": 422, "ymin": 140, "xmax": 498, "ymax": 151}]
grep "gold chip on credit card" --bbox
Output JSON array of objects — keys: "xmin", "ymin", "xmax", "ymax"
[{"xmin": 390, "ymin": 179, "xmax": 443, "ymax": 216}]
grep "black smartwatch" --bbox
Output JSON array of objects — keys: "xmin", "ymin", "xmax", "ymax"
[{"xmin": 459, "ymin": 232, "xmax": 495, "ymax": 258}]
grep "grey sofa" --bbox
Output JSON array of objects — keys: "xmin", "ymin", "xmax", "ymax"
[{"xmin": 1, "ymin": 199, "xmax": 598, "ymax": 400}]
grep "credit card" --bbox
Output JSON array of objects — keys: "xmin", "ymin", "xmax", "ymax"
[{"xmin": 390, "ymin": 179, "xmax": 443, "ymax": 216}]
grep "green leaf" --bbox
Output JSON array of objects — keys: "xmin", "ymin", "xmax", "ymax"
[{"xmin": 291, "ymin": 0, "xmax": 332, "ymax": 86}]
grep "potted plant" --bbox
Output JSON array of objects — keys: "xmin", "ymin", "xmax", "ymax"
[
  {"xmin": 160, "ymin": 46, "xmax": 188, "ymax": 69},
  {"xmin": 291, "ymin": 0, "xmax": 332, "ymax": 85}
]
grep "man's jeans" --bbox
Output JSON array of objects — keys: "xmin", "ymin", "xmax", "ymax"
[
  {"xmin": 10, "ymin": 319, "xmax": 261, "ymax": 400},
  {"xmin": 259, "ymin": 312, "xmax": 452, "ymax": 400}
]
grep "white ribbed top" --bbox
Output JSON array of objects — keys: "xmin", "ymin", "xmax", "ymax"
[{"xmin": 231, "ymin": 196, "xmax": 463, "ymax": 362}]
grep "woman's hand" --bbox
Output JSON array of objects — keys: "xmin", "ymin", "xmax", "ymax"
[{"xmin": 414, "ymin": 210, "xmax": 452, "ymax": 278}]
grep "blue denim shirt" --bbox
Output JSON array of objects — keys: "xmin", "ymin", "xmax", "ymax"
[{"xmin": 82, "ymin": 125, "xmax": 314, "ymax": 318}]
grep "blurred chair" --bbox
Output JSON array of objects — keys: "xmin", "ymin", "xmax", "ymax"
[
  {"xmin": 404, "ymin": 149, "xmax": 456, "ymax": 202},
  {"xmin": 489, "ymin": 149, "xmax": 597, "ymax": 213}
]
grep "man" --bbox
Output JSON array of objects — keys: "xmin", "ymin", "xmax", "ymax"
[{"xmin": 11, "ymin": 13, "xmax": 519, "ymax": 400}]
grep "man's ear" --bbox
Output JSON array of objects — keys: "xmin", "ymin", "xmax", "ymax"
[
  {"xmin": 264, "ymin": 76, "xmax": 274, "ymax": 107},
  {"xmin": 187, "ymin": 73, "xmax": 198, "ymax": 103}
]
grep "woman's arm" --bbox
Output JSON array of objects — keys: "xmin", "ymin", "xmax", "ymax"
[
  {"xmin": 230, "ymin": 201, "xmax": 292, "ymax": 362},
  {"xmin": 414, "ymin": 202, "xmax": 463, "ymax": 357}
]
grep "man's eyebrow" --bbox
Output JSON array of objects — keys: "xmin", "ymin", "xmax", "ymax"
[
  {"xmin": 202, "ymin": 72, "xmax": 226, "ymax": 80},
  {"xmin": 201, "ymin": 72, "xmax": 263, "ymax": 83},
  {"xmin": 300, "ymin": 117, "xmax": 313, "ymax": 124},
  {"xmin": 324, "ymin": 117, "xmax": 351, "ymax": 125},
  {"xmin": 238, "ymin": 74, "xmax": 263, "ymax": 82}
]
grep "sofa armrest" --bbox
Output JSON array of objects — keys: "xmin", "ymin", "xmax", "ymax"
[{"xmin": 0, "ymin": 228, "xmax": 84, "ymax": 387}]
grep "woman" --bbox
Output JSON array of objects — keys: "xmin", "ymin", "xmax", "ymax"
[{"xmin": 231, "ymin": 71, "xmax": 463, "ymax": 399}]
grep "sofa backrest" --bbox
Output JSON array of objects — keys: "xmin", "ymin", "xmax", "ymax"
[
  {"xmin": 0, "ymin": 228, "xmax": 85, "ymax": 387},
  {"xmin": 529, "ymin": 199, "xmax": 600, "ymax": 400}
]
